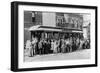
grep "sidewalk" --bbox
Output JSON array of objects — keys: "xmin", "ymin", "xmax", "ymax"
[{"xmin": 24, "ymin": 49, "xmax": 91, "ymax": 62}]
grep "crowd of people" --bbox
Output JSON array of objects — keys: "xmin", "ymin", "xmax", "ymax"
[{"xmin": 25, "ymin": 36, "xmax": 90, "ymax": 57}]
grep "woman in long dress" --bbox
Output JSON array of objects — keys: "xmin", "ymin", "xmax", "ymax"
[
  {"xmin": 25, "ymin": 40, "xmax": 32, "ymax": 57},
  {"xmin": 65, "ymin": 39, "xmax": 70, "ymax": 52},
  {"xmin": 53, "ymin": 40, "xmax": 58, "ymax": 54},
  {"xmin": 61, "ymin": 39, "xmax": 66, "ymax": 53},
  {"xmin": 38, "ymin": 40, "xmax": 43, "ymax": 55},
  {"xmin": 31, "ymin": 37, "xmax": 38, "ymax": 56}
]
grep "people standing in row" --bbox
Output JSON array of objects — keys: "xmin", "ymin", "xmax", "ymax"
[{"xmin": 25, "ymin": 36, "xmax": 88, "ymax": 57}]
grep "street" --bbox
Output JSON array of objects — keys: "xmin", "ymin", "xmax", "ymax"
[{"xmin": 24, "ymin": 49, "xmax": 91, "ymax": 62}]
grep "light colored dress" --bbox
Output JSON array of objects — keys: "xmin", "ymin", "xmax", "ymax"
[
  {"xmin": 25, "ymin": 40, "xmax": 32, "ymax": 56},
  {"xmin": 53, "ymin": 41, "xmax": 58, "ymax": 53},
  {"xmin": 51, "ymin": 41, "xmax": 54, "ymax": 51},
  {"xmin": 79, "ymin": 40, "xmax": 84, "ymax": 50}
]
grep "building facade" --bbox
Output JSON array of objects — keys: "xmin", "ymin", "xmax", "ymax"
[
  {"xmin": 56, "ymin": 13, "xmax": 83, "ymax": 30},
  {"xmin": 24, "ymin": 11, "xmax": 83, "ymax": 43}
]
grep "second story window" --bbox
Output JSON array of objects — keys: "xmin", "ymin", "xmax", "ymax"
[{"xmin": 32, "ymin": 12, "xmax": 35, "ymax": 22}]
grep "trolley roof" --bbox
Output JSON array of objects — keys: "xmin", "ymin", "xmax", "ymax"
[{"xmin": 28, "ymin": 25, "xmax": 83, "ymax": 33}]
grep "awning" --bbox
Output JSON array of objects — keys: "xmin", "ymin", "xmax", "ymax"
[
  {"xmin": 29, "ymin": 25, "xmax": 62, "ymax": 32},
  {"xmin": 28, "ymin": 25, "xmax": 83, "ymax": 33},
  {"xmin": 29, "ymin": 25, "xmax": 41, "ymax": 31}
]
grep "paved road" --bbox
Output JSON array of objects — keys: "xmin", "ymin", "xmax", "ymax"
[{"xmin": 24, "ymin": 49, "xmax": 91, "ymax": 62}]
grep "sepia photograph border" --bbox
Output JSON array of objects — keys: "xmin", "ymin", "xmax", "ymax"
[{"xmin": 11, "ymin": 1, "xmax": 98, "ymax": 72}]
